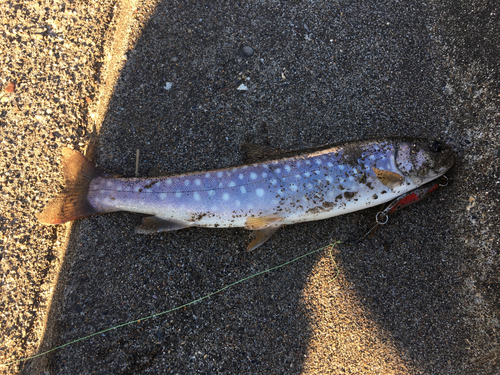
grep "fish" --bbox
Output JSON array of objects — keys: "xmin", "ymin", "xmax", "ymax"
[{"xmin": 37, "ymin": 138, "xmax": 455, "ymax": 250}]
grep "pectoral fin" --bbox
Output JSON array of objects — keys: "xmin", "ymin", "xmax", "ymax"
[
  {"xmin": 247, "ymin": 226, "xmax": 281, "ymax": 251},
  {"xmin": 245, "ymin": 216, "xmax": 283, "ymax": 230},
  {"xmin": 136, "ymin": 216, "xmax": 189, "ymax": 234},
  {"xmin": 372, "ymin": 167, "xmax": 405, "ymax": 189}
]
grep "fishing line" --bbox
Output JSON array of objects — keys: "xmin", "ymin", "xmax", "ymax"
[{"xmin": 2, "ymin": 241, "xmax": 341, "ymax": 367}]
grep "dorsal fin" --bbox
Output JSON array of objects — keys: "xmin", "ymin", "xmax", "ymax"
[{"xmin": 240, "ymin": 143, "xmax": 284, "ymax": 163}]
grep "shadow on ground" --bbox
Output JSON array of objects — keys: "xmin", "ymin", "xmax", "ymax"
[{"xmin": 29, "ymin": 0, "xmax": 499, "ymax": 373}]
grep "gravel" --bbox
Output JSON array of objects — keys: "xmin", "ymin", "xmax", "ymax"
[{"xmin": 1, "ymin": 0, "xmax": 498, "ymax": 374}]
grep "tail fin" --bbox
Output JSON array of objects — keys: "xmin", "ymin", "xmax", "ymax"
[{"xmin": 37, "ymin": 148, "xmax": 105, "ymax": 224}]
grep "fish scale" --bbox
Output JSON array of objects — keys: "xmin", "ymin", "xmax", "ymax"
[{"xmin": 38, "ymin": 138, "xmax": 455, "ymax": 250}]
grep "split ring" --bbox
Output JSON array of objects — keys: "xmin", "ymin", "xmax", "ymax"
[
  {"xmin": 439, "ymin": 175, "xmax": 449, "ymax": 187},
  {"xmin": 375, "ymin": 211, "xmax": 388, "ymax": 225}
]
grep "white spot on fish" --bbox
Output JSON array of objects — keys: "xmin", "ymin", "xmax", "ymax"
[
  {"xmin": 239, "ymin": 174, "xmax": 244, "ymax": 180},
  {"xmin": 205, "ymin": 173, "xmax": 211, "ymax": 179},
  {"xmin": 327, "ymin": 191, "xmax": 335, "ymax": 198},
  {"xmin": 263, "ymin": 164, "xmax": 269, "ymax": 169},
  {"xmin": 235, "ymin": 200, "xmax": 241, "ymax": 207},
  {"xmin": 270, "ymin": 179, "xmax": 277, "ymax": 185},
  {"xmin": 184, "ymin": 180, "xmax": 190, "ymax": 186},
  {"xmin": 339, "ymin": 165, "xmax": 345, "ymax": 170},
  {"xmin": 326, "ymin": 175, "xmax": 333, "ymax": 183},
  {"xmin": 289, "ymin": 183, "xmax": 297, "ymax": 191},
  {"xmin": 217, "ymin": 172, "xmax": 223, "ymax": 178},
  {"xmin": 228, "ymin": 182, "xmax": 236, "ymax": 188},
  {"xmin": 369, "ymin": 155, "xmax": 375, "ymax": 161},
  {"xmin": 305, "ymin": 160, "xmax": 311, "ymax": 165},
  {"xmin": 256, "ymin": 188, "xmax": 264, "ymax": 197},
  {"xmin": 275, "ymin": 168, "xmax": 281, "ymax": 174},
  {"xmin": 226, "ymin": 171, "xmax": 231, "ymax": 177},
  {"xmin": 307, "ymin": 183, "xmax": 313, "ymax": 189},
  {"xmin": 218, "ymin": 182, "xmax": 224, "ymax": 188},
  {"xmin": 295, "ymin": 174, "xmax": 301, "ymax": 179},
  {"xmin": 247, "ymin": 203, "xmax": 254, "ymax": 209},
  {"xmin": 285, "ymin": 165, "xmax": 291, "ymax": 172},
  {"xmin": 277, "ymin": 189, "xmax": 284, "ymax": 196},
  {"xmin": 304, "ymin": 172, "xmax": 311, "ymax": 178},
  {"xmin": 106, "ymin": 181, "xmax": 113, "ymax": 187},
  {"xmin": 135, "ymin": 186, "xmax": 142, "ymax": 193},
  {"xmin": 211, "ymin": 205, "xmax": 217, "ymax": 211},
  {"xmin": 240, "ymin": 186, "xmax": 247, "ymax": 194},
  {"xmin": 302, "ymin": 196, "xmax": 309, "ymax": 203},
  {"xmin": 117, "ymin": 186, "xmax": 123, "ymax": 191},
  {"xmin": 272, "ymin": 199, "xmax": 279, "ymax": 205},
  {"xmin": 297, "ymin": 161, "xmax": 301, "ymax": 167},
  {"xmin": 175, "ymin": 191, "xmax": 182, "ymax": 198},
  {"xmin": 348, "ymin": 176, "xmax": 355, "ymax": 181},
  {"xmin": 328, "ymin": 162, "xmax": 333, "ymax": 167},
  {"xmin": 208, "ymin": 190, "xmax": 215, "ymax": 196},
  {"xmin": 194, "ymin": 192, "xmax": 200, "ymax": 201},
  {"xmin": 160, "ymin": 193, "xmax": 167, "ymax": 200},
  {"xmin": 167, "ymin": 179, "xmax": 173, "ymax": 185},
  {"xmin": 261, "ymin": 172, "xmax": 267, "ymax": 178},
  {"xmin": 195, "ymin": 179, "xmax": 201, "ymax": 186},
  {"xmin": 315, "ymin": 159, "xmax": 322, "ymax": 165},
  {"xmin": 222, "ymin": 193, "xmax": 229, "ymax": 201},
  {"xmin": 125, "ymin": 186, "xmax": 131, "ymax": 192},
  {"xmin": 250, "ymin": 172, "xmax": 257, "ymax": 180},
  {"xmin": 353, "ymin": 168, "xmax": 358, "ymax": 174}
]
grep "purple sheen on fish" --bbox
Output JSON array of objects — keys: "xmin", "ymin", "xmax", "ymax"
[{"xmin": 37, "ymin": 138, "xmax": 455, "ymax": 250}]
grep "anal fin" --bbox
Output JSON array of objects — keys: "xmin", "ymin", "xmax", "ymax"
[
  {"xmin": 247, "ymin": 226, "xmax": 281, "ymax": 251},
  {"xmin": 136, "ymin": 216, "xmax": 189, "ymax": 234}
]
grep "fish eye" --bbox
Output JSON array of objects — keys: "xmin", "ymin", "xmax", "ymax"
[{"xmin": 429, "ymin": 141, "xmax": 442, "ymax": 153}]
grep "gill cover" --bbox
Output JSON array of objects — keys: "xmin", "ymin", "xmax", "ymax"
[{"xmin": 395, "ymin": 139, "xmax": 455, "ymax": 185}]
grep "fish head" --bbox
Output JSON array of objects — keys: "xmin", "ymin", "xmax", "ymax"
[{"xmin": 395, "ymin": 139, "xmax": 455, "ymax": 185}]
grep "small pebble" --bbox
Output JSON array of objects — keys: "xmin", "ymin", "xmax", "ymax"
[
  {"xmin": 164, "ymin": 82, "xmax": 173, "ymax": 90},
  {"xmin": 241, "ymin": 46, "xmax": 254, "ymax": 57},
  {"xmin": 4, "ymin": 82, "xmax": 15, "ymax": 93},
  {"xmin": 237, "ymin": 84, "xmax": 248, "ymax": 91}
]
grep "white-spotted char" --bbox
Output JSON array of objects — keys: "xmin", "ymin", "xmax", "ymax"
[{"xmin": 38, "ymin": 138, "xmax": 455, "ymax": 250}]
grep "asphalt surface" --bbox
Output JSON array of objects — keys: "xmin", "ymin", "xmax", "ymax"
[{"xmin": 1, "ymin": 0, "xmax": 499, "ymax": 374}]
